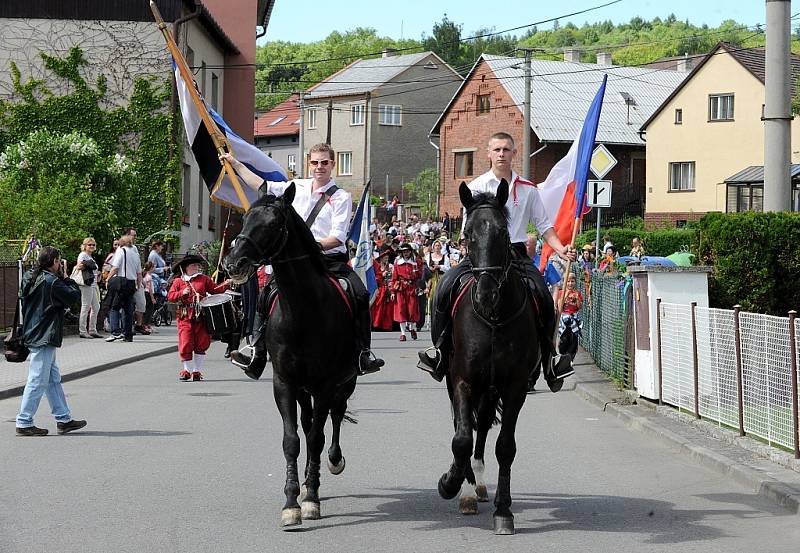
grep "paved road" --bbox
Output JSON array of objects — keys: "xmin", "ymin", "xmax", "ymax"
[{"xmin": 1, "ymin": 331, "xmax": 798, "ymax": 553}]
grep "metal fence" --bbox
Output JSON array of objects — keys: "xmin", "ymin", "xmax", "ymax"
[
  {"xmin": 576, "ymin": 272, "xmax": 634, "ymax": 387},
  {"xmin": 658, "ymin": 302, "xmax": 800, "ymax": 455}
]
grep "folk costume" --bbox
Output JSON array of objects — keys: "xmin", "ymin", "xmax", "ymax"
[
  {"xmin": 391, "ymin": 243, "xmax": 422, "ymax": 341},
  {"xmin": 167, "ymin": 255, "xmax": 229, "ymax": 381},
  {"xmin": 370, "ymin": 246, "xmax": 394, "ymax": 331}
]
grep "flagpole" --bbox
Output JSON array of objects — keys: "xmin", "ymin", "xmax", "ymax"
[
  {"xmin": 149, "ymin": 0, "xmax": 250, "ymax": 211},
  {"xmin": 552, "ymin": 214, "xmax": 583, "ymax": 348}
]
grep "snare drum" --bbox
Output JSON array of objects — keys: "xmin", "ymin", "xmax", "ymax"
[{"xmin": 200, "ymin": 294, "xmax": 237, "ymax": 336}]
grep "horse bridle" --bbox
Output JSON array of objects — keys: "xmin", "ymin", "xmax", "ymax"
[
  {"xmin": 466, "ymin": 205, "xmax": 512, "ymax": 290},
  {"xmin": 234, "ymin": 205, "xmax": 290, "ymax": 267}
]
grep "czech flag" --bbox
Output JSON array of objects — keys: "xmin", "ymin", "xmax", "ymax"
[
  {"xmin": 348, "ymin": 181, "xmax": 378, "ymax": 304},
  {"xmin": 174, "ymin": 61, "xmax": 287, "ymax": 211},
  {"xmin": 538, "ymin": 74, "xmax": 607, "ymax": 271}
]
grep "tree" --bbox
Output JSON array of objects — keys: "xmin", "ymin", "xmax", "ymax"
[
  {"xmin": 423, "ymin": 15, "xmax": 466, "ymax": 69},
  {"xmin": 403, "ymin": 168, "xmax": 439, "ymax": 219}
]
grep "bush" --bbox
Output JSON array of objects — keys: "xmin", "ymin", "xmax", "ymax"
[
  {"xmin": 693, "ymin": 212, "xmax": 800, "ymax": 314},
  {"xmin": 576, "ymin": 227, "xmax": 695, "ymax": 257}
]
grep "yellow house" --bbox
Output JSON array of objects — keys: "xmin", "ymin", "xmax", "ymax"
[{"xmin": 640, "ymin": 42, "xmax": 800, "ymax": 227}]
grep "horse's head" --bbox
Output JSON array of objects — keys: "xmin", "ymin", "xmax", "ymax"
[
  {"xmin": 224, "ymin": 183, "xmax": 296, "ymax": 284},
  {"xmin": 460, "ymin": 180, "xmax": 511, "ymax": 319}
]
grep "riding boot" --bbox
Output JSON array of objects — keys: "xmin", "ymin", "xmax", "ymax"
[
  {"xmin": 357, "ymin": 307, "xmax": 384, "ymax": 375},
  {"xmin": 231, "ymin": 313, "xmax": 268, "ymax": 380}
]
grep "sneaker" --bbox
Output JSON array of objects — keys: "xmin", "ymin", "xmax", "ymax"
[
  {"xmin": 179, "ymin": 370, "xmax": 191, "ymax": 381},
  {"xmin": 16, "ymin": 426, "xmax": 48, "ymax": 437},
  {"xmin": 105, "ymin": 334, "xmax": 122, "ymax": 342},
  {"xmin": 135, "ymin": 325, "xmax": 151, "ymax": 335},
  {"xmin": 191, "ymin": 371, "xmax": 203, "ymax": 381},
  {"xmin": 56, "ymin": 419, "xmax": 87, "ymax": 435}
]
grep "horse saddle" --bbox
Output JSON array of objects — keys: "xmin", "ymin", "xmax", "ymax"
[{"xmin": 258, "ymin": 277, "xmax": 354, "ymax": 318}]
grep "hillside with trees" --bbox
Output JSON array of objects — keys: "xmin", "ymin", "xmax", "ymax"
[{"xmin": 256, "ymin": 14, "xmax": 800, "ymax": 112}]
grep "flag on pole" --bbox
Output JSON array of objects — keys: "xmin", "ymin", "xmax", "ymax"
[
  {"xmin": 538, "ymin": 74, "xmax": 608, "ymax": 270},
  {"xmin": 174, "ymin": 61, "xmax": 287, "ymax": 211},
  {"xmin": 349, "ymin": 182, "xmax": 378, "ymax": 303}
]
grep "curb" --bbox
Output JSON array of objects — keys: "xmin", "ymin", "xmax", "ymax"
[
  {"xmin": 573, "ymin": 380, "xmax": 800, "ymax": 515},
  {"xmin": 0, "ymin": 345, "xmax": 178, "ymax": 401}
]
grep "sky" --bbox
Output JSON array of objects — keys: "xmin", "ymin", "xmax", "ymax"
[{"xmin": 260, "ymin": 0, "xmax": 789, "ymax": 45}]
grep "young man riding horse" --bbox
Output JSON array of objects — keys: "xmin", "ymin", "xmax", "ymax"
[
  {"xmin": 220, "ymin": 144, "xmax": 384, "ymax": 377},
  {"xmin": 417, "ymin": 132, "xmax": 577, "ymax": 391}
]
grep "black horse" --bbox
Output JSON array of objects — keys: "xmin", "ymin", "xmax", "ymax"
[
  {"xmin": 225, "ymin": 185, "xmax": 357, "ymax": 529},
  {"xmin": 436, "ymin": 181, "xmax": 540, "ymax": 535}
]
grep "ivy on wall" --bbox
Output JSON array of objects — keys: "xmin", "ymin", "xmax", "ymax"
[{"xmin": 0, "ymin": 46, "xmax": 180, "ymax": 261}]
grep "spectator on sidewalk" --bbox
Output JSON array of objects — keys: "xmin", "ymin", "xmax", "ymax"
[
  {"xmin": 15, "ymin": 246, "xmax": 87, "ymax": 436},
  {"xmin": 106, "ymin": 235, "xmax": 141, "ymax": 342},
  {"xmin": 76, "ymin": 237, "xmax": 102, "ymax": 339},
  {"xmin": 125, "ymin": 228, "xmax": 150, "ymax": 336},
  {"xmin": 142, "ymin": 261, "xmax": 156, "ymax": 331},
  {"xmin": 147, "ymin": 240, "xmax": 168, "ymax": 279}
]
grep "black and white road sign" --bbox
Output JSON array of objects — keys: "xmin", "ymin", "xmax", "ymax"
[{"xmin": 587, "ymin": 180, "xmax": 612, "ymax": 207}]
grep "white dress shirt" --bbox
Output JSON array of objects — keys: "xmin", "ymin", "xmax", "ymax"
[
  {"xmin": 466, "ymin": 170, "xmax": 553, "ymax": 244},
  {"xmin": 261, "ymin": 178, "xmax": 352, "ymax": 255}
]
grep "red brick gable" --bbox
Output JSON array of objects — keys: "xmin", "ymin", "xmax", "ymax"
[{"xmin": 439, "ymin": 60, "xmax": 525, "ymax": 216}]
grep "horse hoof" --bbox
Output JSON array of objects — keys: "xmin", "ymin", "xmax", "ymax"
[
  {"xmin": 459, "ymin": 495, "xmax": 478, "ymax": 515},
  {"xmin": 438, "ymin": 473, "xmax": 458, "ymax": 500},
  {"xmin": 301, "ymin": 501, "xmax": 320, "ymax": 520},
  {"xmin": 476, "ymin": 485, "xmax": 489, "ymax": 502},
  {"xmin": 299, "ymin": 484, "xmax": 308, "ymax": 503},
  {"xmin": 280, "ymin": 508, "xmax": 302, "ymax": 529},
  {"xmin": 493, "ymin": 515, "xmax": 515, "ymax": 535},
  {"xmin": 328, "ymin": 455, "xmax": 346, "ymax": 475}
]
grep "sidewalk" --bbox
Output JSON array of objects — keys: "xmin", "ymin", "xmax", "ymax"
[
  {"xmin": 0, "ymin": 325, "xmax": 178, "ymax": 400},
  {"xmin": 570, "ymin": 349, "xmax": 800, "ymax": 515}
]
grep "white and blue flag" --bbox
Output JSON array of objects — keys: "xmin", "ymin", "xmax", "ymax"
[
  {"xmin": 348, "ymin": 182, "xmax": 377, "ymax": 304},
  {"xmin": 174, "ymin": 61, "xmax": 286, "ymax": 211}
]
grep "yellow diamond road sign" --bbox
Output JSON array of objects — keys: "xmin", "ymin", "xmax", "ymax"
[{"xmin": 590, "ymin": 143, "xmax": 617, "ymax": 179}]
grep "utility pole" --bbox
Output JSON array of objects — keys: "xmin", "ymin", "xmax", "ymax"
[
  {"xmin": 326, "ymin": 98, "xmax": 333, "ymax": 145},
  {"xmin": 297, "ymin": 92, "xmax": 305, "ymax": 178},
  {"xmin": 764, "ymin": 0, "xmax": 792, "ymax": 212},
  {"xmin": 520, "ymin": 48, "xmax": 533, "ymax": 180}
]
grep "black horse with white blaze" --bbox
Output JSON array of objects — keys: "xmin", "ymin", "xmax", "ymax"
[
  {"xmin": 437, "ymin": 181, "xmax": 540, "ymax": 535},
  {"xmin": 225, "ymin": 185, "xmax": 356, "ymax": 529}
]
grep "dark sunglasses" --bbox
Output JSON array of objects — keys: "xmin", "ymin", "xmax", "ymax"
[{"xmin": 309, "ymin": 159, "xmax": 331, "ymax": 167}]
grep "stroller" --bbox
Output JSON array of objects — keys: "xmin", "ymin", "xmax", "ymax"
[{"xmin": 150, "ymin": 274, "xmax": 172, "ymax": 326}]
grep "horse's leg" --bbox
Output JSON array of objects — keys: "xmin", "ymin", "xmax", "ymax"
[
  {"xmin": 472, "ymin": 393, "xmax": 496, "ymax": 503},
  {"xmin": 438, "ymin": 379, "xmax": 473, "ymax": 504},
  {"xmin": 300, "ymin": 396, "xmax": 331, "ymax": 520},
  {"xmin": 492, "ymin": 388, "xmax": 526, "ymax": 535},
  {"xmin": 297, "ymin": 390, "xmax": 313, "ymax": 502},
  {"xmin": 273, "ymin": 374, "xmax": 302, "ymax": 529},
  {"xmin": 327, "ymin": 391, "xmax": 350, "ymax": 476}
]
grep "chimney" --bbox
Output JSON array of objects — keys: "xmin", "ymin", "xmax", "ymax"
[
  {"xmin": 596, "ymin": 52, "xmax": 613, "ymax": 66},
  {"xmin": 382, "ymin": 48, "xmax": 397, "ymax": 58},
  {"xmin": 564, "ymin": 48, "xmax": 581, "ymax": 63},
  {"xmin": 676, "ymin": 53, "xmax": 692, "ymax": 72}
]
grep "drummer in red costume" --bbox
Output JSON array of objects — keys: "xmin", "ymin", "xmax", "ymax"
[{"xmin": 167, "ymin": 255, "xmax": 231, "ymax": 381}]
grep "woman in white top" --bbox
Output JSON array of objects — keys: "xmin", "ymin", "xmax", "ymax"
[{"xmin": 76, "ymin": 237, "xmax": 101, "ymax": 338}]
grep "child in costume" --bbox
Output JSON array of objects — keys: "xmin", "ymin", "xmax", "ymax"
[{"xmin": 167, "ymin": 255, "xmax": 230, "ymax": 381}]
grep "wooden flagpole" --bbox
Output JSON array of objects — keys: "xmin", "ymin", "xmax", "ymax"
[
  {"xmin": 149, "ymin": 0, "xmax": 250, "ymax": 211},
  {"xmin": 552, "ymin": 216, "xmax": 583, "ymax": 347}
]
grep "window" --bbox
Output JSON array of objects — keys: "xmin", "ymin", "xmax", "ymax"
[
  {"xmin": 378, "ymin": 104, "xmax": 402, "ymax": 126},
  {"xmin": 674, "ymin": 108, "xmax": 682, "ymax": 125},
  {"xmin": 338, "ymin": 151, "xmax": 352, "ymax": 175},
  {"xmin": 307, "ymin": 108, "xmax": 317, "ymax": 129},
  {"xmin": 268, "ymin": 116, "xmax": 286, "ymax": 126},
  {"xmin": 454, "ymin": 152, "xmax": 474, "ymax": 178},
  {"xmin": 211, "ymin": 73, "xmax": 218, "ymax": 111},
  {"xmin": 350, "ymin": 104, "xmax": 365, "ymax": 125},
  {"xmin": 727, "ymin": 185, "xmax": 764, "ymax": 212},
  {"xmin": 287, "ymin": 154, "xmax": 296, "ymax": 174},
  {"xmin": 208, "ymin": 211, "xmax": 216, "ymax": 232},
  {"xmin": 669, "ymin": 161, "xmax": 695, "ymax": 191},
  {"xmin": 182, "ymin": 163, "xmax": 191, "ymax": 226},
  {"xmin": 709, "ymin": 94, "xmax": 734, "ymax": 121},
  {"xmin": 197, "ymin": 173, "xmax": 204, "ymax": 228},
  {"xmin": 477, "ymin": 94, "xmax": 490, "ymax": 115}
]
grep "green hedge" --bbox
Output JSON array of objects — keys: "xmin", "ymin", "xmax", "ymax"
[
  {"xmin": 575, "ymin": 227, "xmax": 695, "ymax": 257},
  {"xmin": 692, "ymin": 212, "xmax": 800, "ymax": 314}
]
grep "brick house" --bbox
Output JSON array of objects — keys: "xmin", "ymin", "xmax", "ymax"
[{"xmin": 431, "ymin": 53, "xmax": 686, "ymax": 220}]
